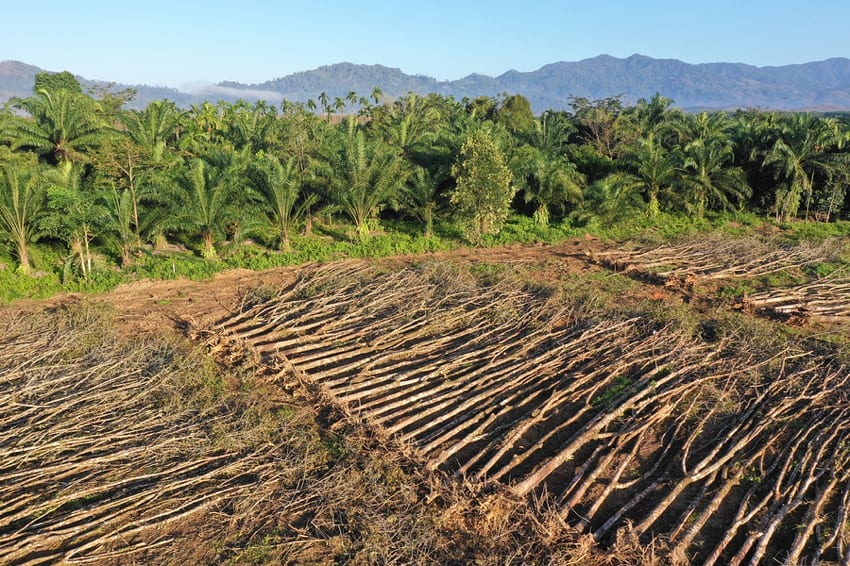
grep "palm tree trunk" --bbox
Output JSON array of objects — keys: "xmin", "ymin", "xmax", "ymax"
[
  {"xmin": 15, "ymin": 237, "xmax": 31, "ymax": 274},
  {"xmin": 202, "ymin": 232, "xmax": 217, "ymax": 259},
  {"xmin": 279, "ymin": 219, "xmax": 291, "ymax": 252},
  {"xmin": 424, "ymin": 204, "xmax": 434, "ymax": 238},
  {"xmin": 71, "ymin": 237, "xmax": 87, "ymax": 279},
  {"xmin": 83, "ymin": 227, "xmax": 93, "ymax": 277}
]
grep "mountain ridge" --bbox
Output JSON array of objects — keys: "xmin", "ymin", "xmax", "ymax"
[{"xmin": 2, "ymin": 55, "xmax": 849, "ymax": 112}]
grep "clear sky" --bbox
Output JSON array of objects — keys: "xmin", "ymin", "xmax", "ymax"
[{"xmin": 2, "ymin": 0, "xmax": 848, "ymax": 89}]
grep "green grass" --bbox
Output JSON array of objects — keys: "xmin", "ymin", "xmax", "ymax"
[{"xmin": 3, "ymin": 211, "xmax": 850, "ymax": 305}]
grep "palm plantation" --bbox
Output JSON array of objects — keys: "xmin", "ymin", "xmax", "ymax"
[{"xmin": 0, "ymin": 71, "xmax": 848, "ymax": 290}]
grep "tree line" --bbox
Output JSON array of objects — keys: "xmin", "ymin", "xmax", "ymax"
[{"xmin": 0, "ymin": 71, "xmax": 848, "ymax": 278}]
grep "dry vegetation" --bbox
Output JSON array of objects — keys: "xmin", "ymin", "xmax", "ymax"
[
  {"xmin": 202, "ymin": 253, "xmax": 850, "ymax": 565},
  {"xmin": 4, "ymin": 235, "xmax": 850, "ymax": 565},
  {"xmin": 0, "ymin": 301, "xmax": 588, "ymax": 565}
]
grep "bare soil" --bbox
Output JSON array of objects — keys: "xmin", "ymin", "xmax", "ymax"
[{"xmin": 7, "ymin": 240, "xmax": 610, "ymax": 336}]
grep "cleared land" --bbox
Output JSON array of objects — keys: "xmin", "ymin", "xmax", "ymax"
[{"xmin": 3, "ymin": 236, "xmax": 850, "ymax": 564}]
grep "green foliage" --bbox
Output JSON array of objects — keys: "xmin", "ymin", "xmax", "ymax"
[
  {"xmin": 130, "ymin": 253, "xmax": 223, "ymax": 281},
  {"xmin": 780, "ymin": 219, "xmax": 850, "ymax": 242},
  {"xmin": 483, "ymin": 214, "xmax": 574, "ymax": 245},
  {"xmin": 592, "ymin": 375, "xmax": 635, "ymax": 408},
  {"xmin": 0, "ymin": 268, "xmax": 62, "ymax": 303},
  {"xmin": 40, "ymin": 162, "xmax": 111, "ymax": 280},
  {"xmin": 33, "ymin": 71, "xmax": 83, "ymax": 94},
  {"xmin": 572, "ymin": 172, "xmax": 646, "ymax": 227},
  {"xmin": 510, "ymin": 144, "xmax": 584, "ymax": 226},
  {"xmin": 316, "ymin": 117, "xmax": 408, "ymax": 241},
  {"xmin": 166, "ymin": 156, "xmax": 239, "ymax": 259},
  {"xmin": 0, "ymin": 161, "xmax": 45, "ymax": 273},
  {"xmin": 3, "ymin": 89, "xmax": 108, "ymax": 164},
  {"xmin": 450, "ymin": 127, "xmax": 515, "ymax": 244},
  {"xmin": 248, "ymin": 154, "xmax": 312, "ymax": 250},
  {"xmin": 2, "ymin": 87, "xmax": 850, "ymax": 303}
]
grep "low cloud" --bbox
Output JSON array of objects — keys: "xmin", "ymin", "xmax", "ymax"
[{"xmin": 179, "ymin": 81, "xmax": 283, "ymax": 103}]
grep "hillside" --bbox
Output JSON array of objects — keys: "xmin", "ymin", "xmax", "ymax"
[{"xmin": 2, "ymin": 54, "xmax": 850, "ymax": 111}]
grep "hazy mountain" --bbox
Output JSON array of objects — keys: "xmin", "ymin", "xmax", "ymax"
[{"xmin": 2, "ymin": 54, "xmax": 850, "ymax": 112}]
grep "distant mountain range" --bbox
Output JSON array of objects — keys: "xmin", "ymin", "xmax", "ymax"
[{"xmin": 2, "ymin": 54, "xmax": 850, "ymax": 112}]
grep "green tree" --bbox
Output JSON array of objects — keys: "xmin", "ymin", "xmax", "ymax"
[
  {"xmin": 450, "ymin": 127, "xmax": 514, "ymax": 243},
  {"xmin": 624, "ymin": 133, "xmax": 683, "ymax": 216},
  {"xmin": 681, "ymin": 138, "xmax": 750, "ymax": 217},
  {"xmin": 510, "ymin": 144, "xmax": 584, "ymax": 226},
  {"xmin": 95, "ymin": 101, "xmax": 182, "ymax": 247},
  {"xmin": 569, "ymin": 95, "xmax": 627, "ymax": 160},
  {"xmin": 3, "ymin": 89, "xmax": 109, "ymax": 164},
  {"xmin": 41, "ymin": 162, "xmax": 109, "ymax": 279},
  {"xmin": 0, "ymin": 161, "xmax": 45, "ymax": 273},
  {"xmin": 168, "ymin": 157, "xmax": 236, "ymax": 259},
  {"xmin": 572, "ymin": 173, "xmax": 645, "ymax": 226},
  {"xmin": 370, "ymin": 92, "xmax": 444, "ymax": 159},
  {"xmin": 33, "ymin": 71, "xmax": 83, "ymax": 94},
  {"xmin": 102, "ymin": 183, "xmax": 136, "ymax": 266},
  {"xmin": 762, "ymin": 114, "xmax": 842, "ymax": 221},
  {"xmin": 317, "ymin": 118, "xmax": 407, "ymax": 241},
  {"xmin": 221, "ymin": 100, "xmax": 277, "ymax": 153},
  {"xmin": 400, "ymin": 166, "xmax": 443, "ymax": 238},
  {"xmin": 250, "ymin": 154, "xmax": 314, "ymax": 250},
  {"xmin": 494, "ymin": 94, "xmax": 537, "ymax": 143}
]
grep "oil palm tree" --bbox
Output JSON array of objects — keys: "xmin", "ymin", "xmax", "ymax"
[
  {"xmin": 572, "ymin": 172, "xmax": 645, "ymax": 226},
  {"xmin": 400, "ymin": 165, "xmax": 443, "ymax": 238},
  {"xmin": 316, "ymin": 118, "xmax": 407, "ymax": 240},
  {"xmin": 167, "ymin": 158, "xmax": 235, "ymax": 259},
  {"xmin": 679, "ymin": 112, "xmax": 750, "ymax": 216},
  {"xmin": 0, "ymin": 161, "xmax": 45, "ymax": 273},
  {"xmin": 625, "ymin": 133, "xmax": 683, "ymax": 216},
  {"xmin": 681, "ymin": 138, "xmax": 750, "ymax": 216},
  {"xmin": 510, "ymin": 144, "xmax": 584, "ymax": 226},
  {"xmin": 2, "ymin": 89, "xmax": 109, "ymax": 164},
  {"xmin": 762, "ymin": 114, "xmax": 842, "ymax": 221},
  {"xmin": 250, "ymin": 154, "xmax": 315, "ymax": 250}
]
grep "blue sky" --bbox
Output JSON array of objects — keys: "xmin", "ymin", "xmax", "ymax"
[{"xmin": 3, "ymin": 0, "xmax": 848, "ymax": 89}]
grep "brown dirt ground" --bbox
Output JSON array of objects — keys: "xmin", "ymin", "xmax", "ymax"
[{"xmin": 4, "ymin": 239, "xmax": 618, "ymax": 336}]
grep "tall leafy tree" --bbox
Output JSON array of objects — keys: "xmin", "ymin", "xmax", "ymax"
[
  {"xmin": 33, "ymin": 71, "xmax": 83, "ymax": 94},
  {"xmin": 41, "ymin": 162, "xmax": 109, "ymax": 279},
  {"xmin": 450, "ymin": 127, "xmax": 514, "ymax": 243},
  {"xmin": 0, "ymin": 161, "xmax": 45, "ymax": 273},
  {"xmin": 569, "ymin": 95, "xmax": 628, "ymax": 160},
  {"xmin": 494, "ymin": 94, "xmax": 537, "ymax": 144}
]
